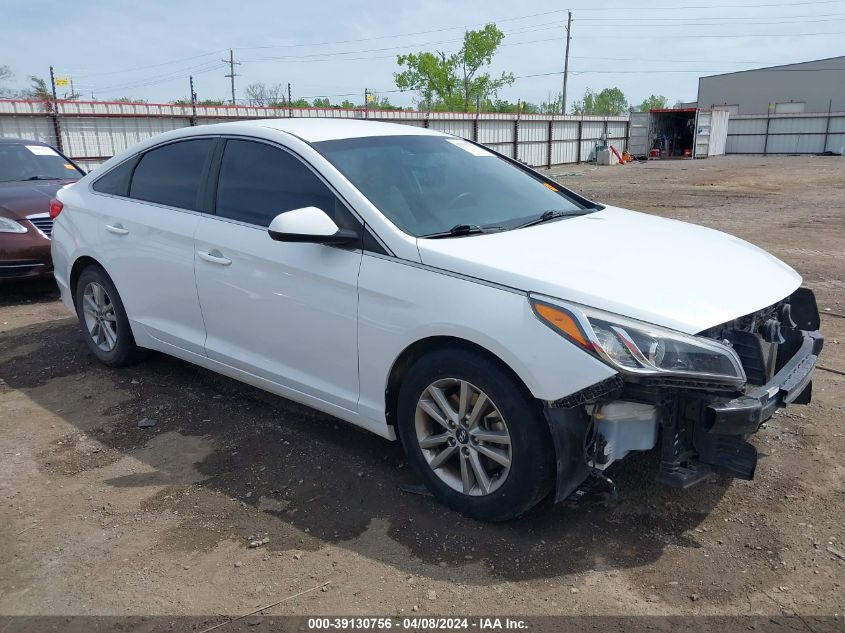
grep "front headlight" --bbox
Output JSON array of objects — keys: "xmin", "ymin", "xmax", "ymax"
[
  {"xmin": 0, "ymin": 216, "xmax": 27, "ymax": 234},
  {"xmin": 530, "ymin": 295, "xmax": 746, "ymax": 387}
]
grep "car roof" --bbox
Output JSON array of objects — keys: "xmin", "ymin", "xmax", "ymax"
[
  {"xmin": 0, "ymin": 137, "xmax": 52, "ymax": 146},
  {"xmin": 204, "ymin": 118, "xmax": 447, "ymax": 143}
]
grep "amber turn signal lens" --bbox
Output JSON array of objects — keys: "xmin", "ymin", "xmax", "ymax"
[{"xmin": 532, "ymin": 302, "xmax": 591, "ymax": 349}]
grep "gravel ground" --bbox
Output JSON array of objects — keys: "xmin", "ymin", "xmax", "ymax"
[{"xmin": 0, "ymin": 155, "xmax": 843, "ymax": 619}]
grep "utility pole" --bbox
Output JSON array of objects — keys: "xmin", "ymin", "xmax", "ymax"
[
  {"xmin": 287, "ymin": 82, "xmax": 292, "ymax": 117},
  {"xmin": 222, "ymin": 49, "xmax": 240, "ymax": 105},
  {"xmin": 364, "ymin": 88, "xmax": 369, "ymax": 118},
  {"xmin": 561, "ymin": 10, "xmax": 572, "ymax": 115},
  {"xmin": 189, "ymin": 75, "xmax": 197, "ymax": 126},
  {"xmin": 48, "ymin": 66, "xmax": 64, "ymax": 153}
]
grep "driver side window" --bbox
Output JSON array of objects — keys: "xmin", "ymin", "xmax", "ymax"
[{"xmin": 215, "ymin": 139, "xmax": 356, "ymax": 230}]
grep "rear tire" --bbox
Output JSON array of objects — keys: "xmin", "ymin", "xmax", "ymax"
[
  {"xmin": 397, "ymin": 348, "xmax": 555, "ymax": 522},
  {"xmin": 74, "ymin": 265, "xmax": 144, "ymax": 367}
]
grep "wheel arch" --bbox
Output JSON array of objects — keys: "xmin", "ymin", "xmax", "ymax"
[
  {"xmin": 384, "ymin": 336, "xmax": 539, "ymax": 429},
  {"xmin": 69, "ymin": 255, "xmax": 106, "ymax": 306}
]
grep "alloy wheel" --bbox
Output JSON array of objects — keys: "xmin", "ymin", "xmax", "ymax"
[
  {"xmin": 81, "ymin": 281, "xmax": 118, "ymax": 352},
  {"xmin": 414, "ymin": 378, "xmax": 512, "ymax": 496}
]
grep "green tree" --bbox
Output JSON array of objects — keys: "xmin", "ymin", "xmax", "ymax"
[
  {"xmin": 312, "ymin": 97, "xmax": 332, "ymax": 108},
  {"xmin": 636, "ymin": 94, "xmax": 668, "ymax": 112},
  {"xmin": 484, "ymin": 99, "xmax": 539, "ymax": 114},
  {"xmin": 340, "ymin": 99, "xmax": 355, "ymax": 109},
  {"xmin": 539, "ymin": 93, "xmax": 562, "ymax": 114},
  {"xmin": 112, "ymin": 96, "xmax": 148, "ymax": 103},
  {"xmin": 395, "ymin": 23, "xmax": 514, "ymax": 112},
  {"xmin": 28, "ymin": 76, "xmax": 52, "ymax": 102},
  {"xmin": 571, "ymin": 87, "xmax": 628, "ymax": 116},
  {"xmin": 171, "ymin": 97, "xmax": 224, "ymax": 106},
  {"xmin": 290, "ymin": 98, "xmax": 311, "ymax": 108}
]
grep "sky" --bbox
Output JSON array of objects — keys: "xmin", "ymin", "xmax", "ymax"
[{"xmin": 2, "ymin": 0, "xmax": 844, "ymax": 109}]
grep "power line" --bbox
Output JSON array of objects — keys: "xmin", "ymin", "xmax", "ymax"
[
  {"xmin": 57, "ymin": 1, "xmax": 844, "ymax": 82},
  {"xmin": 238, "ymin": 15, "xmax": 844, "ymax": 64},
  {"xmin": 68, "ymin": 50, "xmax": 226, "ymax": 79},
  {"xmin": 231, "ymin": 0, "xmax": 845, "ymax": 51},
  {"xmin": 90, "ymin": 61, "xmax": 224, "ymax": 94},
  {"xmin": 568, "ymin": 16, "xmax": 845, "ymax": 27},
  {"xmin": 579, "ymin": 11, "xmax": 845, "ymax": 21}
]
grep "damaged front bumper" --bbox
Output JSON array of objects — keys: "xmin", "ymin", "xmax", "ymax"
[{"xmin": 544, "ymin": 289, "xmax": 824, "ymax": 502}]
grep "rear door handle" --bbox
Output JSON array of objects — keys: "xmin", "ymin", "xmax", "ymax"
[
  {"xmin": 197, "ymin": 249, "xmax": 232, "ymax": 266},
  {"xmin": 105, "ymin": 224, "xmax": 129, "ymax": 235}
]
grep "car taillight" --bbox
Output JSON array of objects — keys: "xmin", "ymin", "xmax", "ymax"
[{"xmin": 49, "ymin": 199, "xmax": 63, "ymax": 219}]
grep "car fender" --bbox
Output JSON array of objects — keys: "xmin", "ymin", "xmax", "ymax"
[{"xmin": 356, "ymin": 254, "xmax": 617, "ymax": 433}]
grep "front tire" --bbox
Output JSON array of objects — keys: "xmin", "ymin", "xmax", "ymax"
[
  {"xmin": 397, "ymin": 349, "xmax": 555, "ymax": 522},
  {"xmin": 74, "ymin": 265, "xmax": 143, "ymax": 367}
]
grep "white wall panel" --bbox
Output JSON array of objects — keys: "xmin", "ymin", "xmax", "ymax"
[
  {"xmin": 768, "ymin": 116, "xmax": 827, "ymax": 134},
  {"xmin": 552, "ymin": 121, "xmax": 578, "ymax": 141},
  {"xmin": 551, "ymin": 140, "xmax": 578, "ymax": 164},
  {"xmin": 429, "ymin": 119, "xmax": 473, "ymax": 138},
  {"xmin": 728, "ymin": 117, "xmax": 768, "ymax": 134},
  {"xmin": 725, "ymin": 135, "xmax": 767, "ymax": 153},
  {"xmin": 607, "ymin": 121, "xmax": 627, "ymax": 138},
  {"xmin": 826, "ymin": 133, "xmax": 845, "ymax": 152},
  {"xmin": 0, "ymin": 116, "xmax": 56, "ymax": 145},
  {"xmin": 519, "ymin": 142, "xmax": 547, "ymax": 167},
  {"xmin": 519, "ymin": 121, "xmax": 548, "ymax": 143},
  {"xmin": 765, "ymin": 134, "xmax": 825, "ymax": 154},
  {"xmin": 477, "ymin": 120, "xmax": 514, "ymax": 144},
  {"xmin": 0, "ymin": 99, "xmax": 635, "ymax": 167},
  {"xmin": 827, "ymin": 116, "xmax": 845, "ymax": 133},
  {"xmin": 581, "ymin": 121, "xmax": 605, "ymax": 139}
]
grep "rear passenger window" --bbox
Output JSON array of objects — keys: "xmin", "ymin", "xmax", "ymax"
[
  {"xmin": 92, "ymin": 158, "xmax": 136, "ymax": 196},
  {"xmin": 129, "ymin": 139, "xmax": 213, "ymax": 210},
  {"xmin": 215, "ymin": 140, "xmax": 345, "ymax": 227}
]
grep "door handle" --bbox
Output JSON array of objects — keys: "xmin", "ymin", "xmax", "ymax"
[
  {"xmin": 105, "ymin": 224, "xmax": 129, "ymax": 235},
  {"xmin": 197, "ymin": 249, "xmax": 232, "ymax": 266}
]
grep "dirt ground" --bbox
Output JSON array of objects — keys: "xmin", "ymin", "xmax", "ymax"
[{"xmin": 1, "ymin": 155, "xmax": 843, "ymax": 619}]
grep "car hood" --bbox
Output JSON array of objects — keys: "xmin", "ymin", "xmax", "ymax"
[
  {"xmin": 416, "ymin": 206, "xmax": 802, "ymax": 334},
  {"xmin": 0, "ymin": 180, "xmax": 71, "ymax": 219}
]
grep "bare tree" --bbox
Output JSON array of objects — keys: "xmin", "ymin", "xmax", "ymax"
[
  {"xmin": 0, "ymin": 65, "xmax": 16, "ymax": 97},
  {"xmin": 244, "ymin": 82, "xmax": 285, "ymax": 106}
]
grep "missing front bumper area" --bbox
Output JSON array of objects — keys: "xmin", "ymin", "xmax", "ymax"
[{"xmin": 545, "ymin": 304, "xmax": 823, "ymax": 501}]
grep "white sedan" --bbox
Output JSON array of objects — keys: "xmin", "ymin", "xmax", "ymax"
[{"xmin": 51, "ymin": 119, "xmax": 823, "ymax": 521}]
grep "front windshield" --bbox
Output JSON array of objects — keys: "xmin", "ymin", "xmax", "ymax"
[
  {"xmin": 313, "ymin": 135, "xmax": 586, "ymax": 237},
  {"xmin": 0, "ymin": 144, "xmax": 83, "ymax": 183}
]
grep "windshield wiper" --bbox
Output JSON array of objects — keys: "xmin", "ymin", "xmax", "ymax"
[
  {"xmin": 423, "ymin": 223, "xmax": 504, "ymax": 239},
  {"xmin": 514, "ymin": 209, "xmax": 587, "ymax": 229}
]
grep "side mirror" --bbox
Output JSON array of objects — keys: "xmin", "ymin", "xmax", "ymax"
[{"xmin": 267, "ymin": 207, "xmax": 359, "ymax": 246}]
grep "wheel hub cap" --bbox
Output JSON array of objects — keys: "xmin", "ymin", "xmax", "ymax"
[
  {"xmin": 81, "ymin": 281, "xmax": 118, "ymax": 353},
  {"xmin": 414, "ymin": 378, "xmax": 512, "ymax": 497}
]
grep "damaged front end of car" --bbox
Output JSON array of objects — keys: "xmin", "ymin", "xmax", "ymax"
[{"xmin": 532, "ymin": 288, "xmax": 823, "ymax": 502}]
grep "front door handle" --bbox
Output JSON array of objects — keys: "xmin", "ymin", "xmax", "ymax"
[
  {"xmin": 105, "ymin": 224, "xmax": 129, "ymax": 235},
  {"xmin": 197, "ymin": 249, "xmax": 232, "ymax": 266}
]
